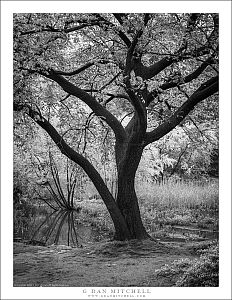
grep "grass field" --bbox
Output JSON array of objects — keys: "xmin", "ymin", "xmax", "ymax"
[{"xmin": 78, "ymin": 179, "xmax": 219, "ymax": 239}]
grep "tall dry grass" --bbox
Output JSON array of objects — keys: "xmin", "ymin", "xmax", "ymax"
[
  {"xmin": 77, "ymin": 179, "xmax": 219, "ymax": 234},
  {"xmin": 137, "ymin": 179, "xmax": 219, "ymax": 230},
  {"xmin": 136, "ymin": 179, "xmax": 219, "ymax": 209}
]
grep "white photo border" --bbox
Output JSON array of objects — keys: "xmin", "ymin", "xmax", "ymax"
[{"xmin": 1, "ymin": 1, "xmax": 231, "ymax": 299}]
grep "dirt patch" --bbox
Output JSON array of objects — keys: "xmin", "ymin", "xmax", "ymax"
[{"xmin": 14, "ymin": 239, "xmax": 196, "ymax": 287}]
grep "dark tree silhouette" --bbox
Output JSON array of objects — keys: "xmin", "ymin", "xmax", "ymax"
[{"xmin": 14, "ymin": 13, "xmax": 219, "ymax": 240}]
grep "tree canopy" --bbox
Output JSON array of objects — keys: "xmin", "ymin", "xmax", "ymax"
[{"xmin": 13, "ymin": 13, "xmax": 219, "ymax": 240}]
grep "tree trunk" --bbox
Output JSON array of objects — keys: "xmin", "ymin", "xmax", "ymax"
[
  {"xmin": 24, "ymin": 108, "xmax": 149, "ymax": 241},
  {"xmin": 115, "ymin": 142, "xmax": 150, "ymax": 240},
  {"xmin": 116, "ymin": 175, "xmax": 149, "ymax": 239}
]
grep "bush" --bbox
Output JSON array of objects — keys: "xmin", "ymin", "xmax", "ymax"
[
  {"xmin": 13, "ymin": 171, "xmax": 37, "ymax": 239},
  {"xmin": 155, "ymin": 243, "xmax": 219, "ymax": 287},
  {"xmin": 176, "ymin": 243, "xmax": 218, "ymax": 286}
]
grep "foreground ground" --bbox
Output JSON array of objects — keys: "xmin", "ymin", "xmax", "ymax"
[
  {"xmin": 13, "ymin": 180, "xmax": 218, "ymax": 287},
  {"xmin": 14, "ymin": 238, "xmax": 203, "ymax": 287}
]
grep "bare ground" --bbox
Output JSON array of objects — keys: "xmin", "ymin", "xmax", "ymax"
[{"xmin": 14, "ymin": 239, "xmax": 197, "ymax": 287}]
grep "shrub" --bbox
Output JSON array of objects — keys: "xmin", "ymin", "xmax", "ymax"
[
  {"xmin": 155, "ymin": 243, "xmax": 219, "ymax": 287},
  {"xmin": 13, "ymin": 171, "xmax": 37, "ymax": 239},
  {"xmin": 176, "ymin": 243, "xmax": 218, "ymax": 286}
]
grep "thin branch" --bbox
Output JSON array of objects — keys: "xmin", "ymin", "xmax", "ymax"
[
  {"xmin": 187, "ymin": 115, "xmax": 216, "ymax": 144},
  {"xmin": 54, "ymin": 60, "xmax": 109, "ymax": 76},
  {"xmin": 19, "ymin": 20, "xmax": 101, "ymax": 36},
  {"xmin": 120, "ymin": 111, "xmax": 134, "ymax": 124},
  {"xmin": 169, "ymin": 144, "xmax": 188, "ymax": 177},
  {"xmin": 99, "ymin": 72, "xmax": 121, "ymax": 92}
]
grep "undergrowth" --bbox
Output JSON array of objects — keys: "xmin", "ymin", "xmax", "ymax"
[
  {"xmin": 77, "ymin": 180, "xmax": 219, "ymax": 237},
  {"xmin": 14, "ymin": 177, "xmax": 218, "ymax": 242},
  {"xmin": 137, "ymin": 180, "xmax": 218, "ymax": 233},
  {"xmin": 154, "ymin": 242, "xmax": 219, "ymax": 286},
  {"xmin": 78, "ymin": 200, "xmax": 114, "ymax": 235}
]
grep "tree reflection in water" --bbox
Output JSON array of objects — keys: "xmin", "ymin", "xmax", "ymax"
[{"xmin": 30, "ymin": 209, "xmax": 80, "ymax": 247}]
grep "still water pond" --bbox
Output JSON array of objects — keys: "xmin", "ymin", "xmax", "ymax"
[{"xmin": 14, "ymin": 206, "xmax": 104, "ymax": 247}]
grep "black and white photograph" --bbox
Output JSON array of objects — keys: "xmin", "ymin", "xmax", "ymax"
[{"xmin": 1, "ymin": 1, "xmax": 231, "ymax": 299}]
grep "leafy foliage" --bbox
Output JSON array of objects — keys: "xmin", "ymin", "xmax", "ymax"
[
  {"xmin": 13, "ymin": 13, "xmax": 219, "ymax": 240},
  {"xmin": 13, "ymin": 171, "xmax": 37, "ymax": 238},
  {"xmin": 155, "ymin": 242, "xmax": 219, "ymax": 286}
]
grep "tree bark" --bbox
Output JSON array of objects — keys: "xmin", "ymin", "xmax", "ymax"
[
  {"xmin": 116, "ymin": 175, "xmax": 149, "ymax": 239},
  {"xmin": 115, "ymin": 141, "xmax": 149, "ymax": 239}
]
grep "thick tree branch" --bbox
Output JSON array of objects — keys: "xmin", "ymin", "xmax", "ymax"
[
  {"xmin": 147, "ymin": 56, "xmax": 216, "ymax": 103},
  {"xmin": 134, "ymin": 14, "xmax": 218, "ymax": 80},
  {"xmin": 125, "ymin": 30, "xmax": 143, "ymax": 74},
  {"xmin": 42, "ymin": 70, "xmax": 127, "ymax": 142},
  {"xmin": 124, "ymin": 31, "xmax": 147, "ymax": 134},
  {"xmin": 94, "ymin": 13, "xmax": 131, "ymax": 48},
  {"xmin": 17, "ymin": 106, "xmax": 130, "ymax": 237},
  {"xmin": 113, "ymin": 14, "xmax": 127, "ymax": 25},
  {"xmin": 144, "ymin": 14, "xmax": 150, "ymax": 26},
  {"xmin": 19, "ymin": 14, "xmax": 132, "ymax": 48},
  {"xmin": 145, "ymin": 76, "xmax": 219, "ymax": 145},
  {"xmin": 134, "ymin": 44, "xmax": 216, "ymax": 80},
  {"xmin": 187, "ymin": 13, "xmax": 200, "ymax": 29}
]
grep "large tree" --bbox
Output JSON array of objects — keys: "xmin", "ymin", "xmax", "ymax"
[{"xmin": 13, "ymin": 13, "xmax": 219, "ymax": 240}]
